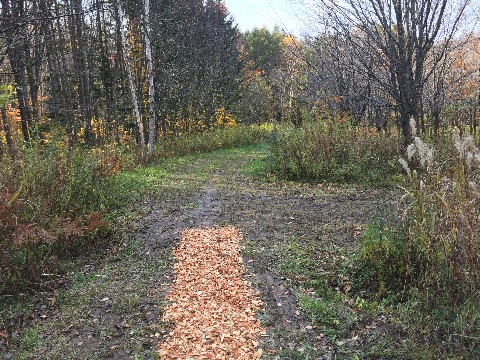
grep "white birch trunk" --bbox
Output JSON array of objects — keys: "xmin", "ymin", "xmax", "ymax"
[
  {"xmin": 117, "ymin": 0, "xmax": 145, "ymax": 147},
  {"xmin": 144, "ymin": 0, "xmax": 156, "ymax": 154}
]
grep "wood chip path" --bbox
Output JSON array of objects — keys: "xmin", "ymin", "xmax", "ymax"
[{"xmin": 159, "ymin": 227, "xmax": 265, "ymax": 359}]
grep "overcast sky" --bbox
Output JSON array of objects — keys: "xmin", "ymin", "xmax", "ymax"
[{"xmin": 222, "ymin": 0, "xmax": 311, "ymax": 36}]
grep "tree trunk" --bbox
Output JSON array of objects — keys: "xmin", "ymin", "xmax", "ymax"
[
  {"xmin": 69, "ymin": 0, "xmax": 93, "ymax": 144},
  {"xmin": 26, "ymin": 0, "xmax": 44, "ymax": 125},
  {"xmin": 2, "ymin": 0, "xmax": 33, "ymax": 144},
  {"xmin": 115, "ymin": 0, "xmax": 145, "ymax": 147},
  {"xmin": 113, "ymin": 0, "xmax": 124, "ymax": 144},
  {"xmin": 144, "ymin": 0, "xmax": 156, "ymax": 154}
]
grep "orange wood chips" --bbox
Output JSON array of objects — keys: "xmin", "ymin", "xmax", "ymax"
[{"xmin": 159, "ymin": 227, "xmax": 265, "ymax": 359}]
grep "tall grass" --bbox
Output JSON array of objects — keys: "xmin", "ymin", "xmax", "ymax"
[
  {"xmin": 268, "ymin": 119, "xmax": 479, "ymax": 353},
  {"xmin": 269, "ymin": 121, "xmax": 402, "ymax": 185},
  {"xmin": 0, "ymin": 139, "xmax": 136, "ymax": 293},
  {"xmin": 355, "ymin": 124, "xmax": 480, "ymax": 355},
  {"xmin": 157, "ymin": 124, "xmax": 271, "ymax": 158}
]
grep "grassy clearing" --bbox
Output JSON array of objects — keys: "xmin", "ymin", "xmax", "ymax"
[
  {"xmin": 2, "ymin": 143, "xmax": 266, "ymax": 359},
  {"xmin": 157, "ymin": 124, "xmax": 272, "ymax": 158},
  {"xmin": 229, "ymin": 147, "xmax": 403, "ymax": 358},
  {"xmin": 4, "ymin": 123, "xmax": 478, "ymax": 358}
]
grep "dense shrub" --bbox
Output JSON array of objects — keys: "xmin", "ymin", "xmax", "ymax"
[
  {"xmin": 0, "ymin": 139, "xmax": 133, "ymax": 293},
  {"xmin": 269, "ymin": 121, "xmax": 402, "ymax": 185}
]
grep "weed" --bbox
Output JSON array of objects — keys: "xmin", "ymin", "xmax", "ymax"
[
  {"xmin": 352, "ymin": 219, "xmax": 407, "ymax": 297},
  {"xmin": 19, "ymin": 327, "xmax": 42, "ymax": 353},
  {"xmin": 354, "ymin": 125, "xmax": 480, "ymax": 355},
  {"xmin": 299, "ymin": 293, "xmax": 341, "ymax": 330}
]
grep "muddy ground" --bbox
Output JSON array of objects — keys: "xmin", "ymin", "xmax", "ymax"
[{"xmin": 1, "ymin": 145, "xmax": 402, "ymax": 359}]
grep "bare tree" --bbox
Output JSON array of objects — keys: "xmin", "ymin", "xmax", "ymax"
[
  {"xmin": 318, "ymin": 0, "xmax": 473, "ymax": 144},
  {"xmin": 69, "ymin": 0, "xmax": 93, "ymax": 143},
  {"xmin": 0, "ymin": 0, "xmax": 241, "ymax": 148},
  {"xmin": 1, "ymin": 0, "xmax": 33, "ymax": 143}
]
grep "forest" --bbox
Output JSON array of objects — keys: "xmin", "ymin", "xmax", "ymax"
[{"xmin": 1, "ymin": 0, "xmax": 480, "ymax": 358}]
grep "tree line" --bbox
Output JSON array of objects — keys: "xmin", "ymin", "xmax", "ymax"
[
  {"xmin": 236, "ymin": 0, "xmax": 479, "ymax": 146},
  {"xmin": 0, "ymin": 0, "xmax": 479, "ymax": 154},
  {"xmin": 0, "ymin": 0, "xmax": 241, "ymax": 153}
]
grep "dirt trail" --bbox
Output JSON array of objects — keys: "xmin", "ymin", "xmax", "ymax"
[{"xmin": 1, "ymin": 146, "xmax": 392, "ymax": 359}]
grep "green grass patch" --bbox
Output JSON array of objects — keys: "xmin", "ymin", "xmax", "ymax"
[
  {"xmin": 238, "ymin": 143, "xmax": 273, "ymax": 178},
  {"xmin": 276, "ymin": 239, "xmax": 320, "ymax": 280},
  {"xmin": 18, "ymin": 327, "xmax": 43, "ymax": 355},
  {"xmin": 299, "ymin": 293, "xmax": 342, "ymax": 331}
]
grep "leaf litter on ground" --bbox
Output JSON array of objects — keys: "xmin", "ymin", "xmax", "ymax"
[{"xmin": 159, "ymin": 227, "xmax": 265, "ymax": 359}]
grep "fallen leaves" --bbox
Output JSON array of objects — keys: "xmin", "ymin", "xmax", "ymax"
[{"xmin": 159, "ymin": 227, "xmax": 265, "ymax": 359}]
